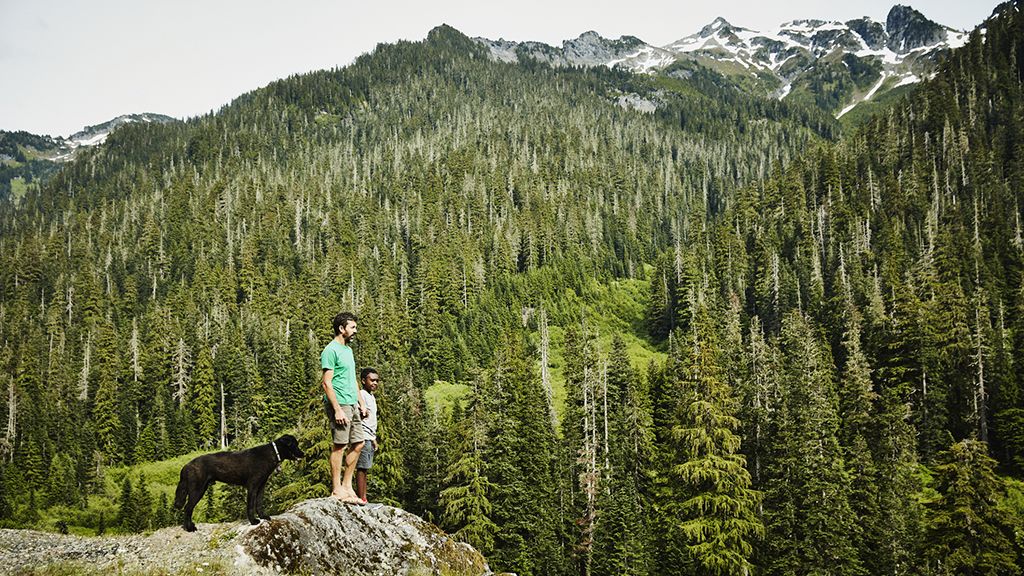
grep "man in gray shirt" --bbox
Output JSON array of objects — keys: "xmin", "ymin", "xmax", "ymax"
[{"xmin": 356, "ymin": 368, "xmax": 380, "ymax": 503}]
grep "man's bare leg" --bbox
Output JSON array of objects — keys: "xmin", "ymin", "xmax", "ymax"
[
  {"xmin": 330, "ymin": 444, "xmax": 346, "ymax": 498},
  {"xmin": 339, "ymin": 442, "xmax": 364, "ymax": 502}
]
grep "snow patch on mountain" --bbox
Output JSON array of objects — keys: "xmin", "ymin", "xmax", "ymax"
[
  {"xmin": 837, "ymin": 72, "xmax": 889, "ymax": 118},
  {"xmin": 66, "ymin": 113, "xmax": 176, "ymax": 149},
  {"xmin": 473, "ymin": 4, "xmax": 974, "ymax": 116},
  {"xmin": 893, "ymin": 73, "xmax": 922, "ymax": 87}
]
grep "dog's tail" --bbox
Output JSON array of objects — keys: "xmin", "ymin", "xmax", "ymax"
[{"xmin": 173, "ymin": 468, "xmax": 189, "ymax": 509}]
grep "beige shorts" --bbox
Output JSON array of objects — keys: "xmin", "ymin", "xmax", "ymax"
[{"xmin": 324, "ymin": 402, "xmax": 366, "ymax": 446}]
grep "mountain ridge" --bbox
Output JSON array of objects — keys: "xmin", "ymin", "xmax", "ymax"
[
  {"xmin": 0, "ymin": 112, "xmax": 178, "ymax": 201},
  {"xmin": 474, "ymin": 4, "xmax": 970, "ymax": 118}
]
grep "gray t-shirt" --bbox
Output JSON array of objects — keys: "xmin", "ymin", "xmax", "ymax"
[{"xmin": 360, "ymin": 389, "xmax": 378, "ymax": 440}]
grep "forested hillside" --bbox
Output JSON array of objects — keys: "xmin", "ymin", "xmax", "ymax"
[{"xmin": 1, "ymin": 3, "xmax": 1023, "ymax": 575}]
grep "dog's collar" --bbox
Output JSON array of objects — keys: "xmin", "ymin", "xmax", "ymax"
[{"xmin": 271, "ymin": 439, "xmax": 281, "ymax": 463}]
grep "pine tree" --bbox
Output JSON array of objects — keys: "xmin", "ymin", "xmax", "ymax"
[
  {"xmin": 134, "ymin": 420, "xmax": 157, "ymax": 463},
  {"xmin": 0, "ymin": 464, "xmax": 13, "ymax": 520},
  {"xmin": 190, "ymin": 348, "xmax": 217, "ymax": 449},
  {"xmin": 117, "ymin": 474, "xmax": 136, "ymax": 531},
  {"xmin": 836, "ymin": 303, "xmax": 883, "ymax": 572},
  {"xmin": 92, "ymin": 324, "xmax": 122, "ymax": 461},
  {"xmin": 924, "ymin": 439, "xmax": 1020, "ymax": 575},
  {"xmin": 562, "ymin": 321, "xmax": 601, "ymax": 575},
  {"xmin": 763, "ymin": 311, "xmax": 863, "ymax": 576},
  {"xmin": 592, "ymin": 337, "xmax": 654, "ymax": 576},
  {"xmin": 735, "ymin": 315, "xmax": 779, "ymax": 490},
  {"xmin": 662, "ymin": 305, "xmax": 763, "ymax": 575},
  {"xmin": 95, "ymin": 510, "xmax": 106, "ymax": 536},
  {"xmin": 132, "ymin": 472, "xmax": 153, "ymax": 532},
  {"xmin": 45, "ymin": 452, "xmax": 79, "ymax": 508},
  {"xmin": 486, "ymin": 332, "xmax": 568, "ymax": 576},
  {"xmin": 440, "ymin": 393, "xmax": 498, "ymax": 555},
  {"xmin": 154, "ymin": 492, "xmax": 173, "ymax": 528},
  {"xmin": 870, "ymin": 385, "xmax": 922, "ymax": 576}
]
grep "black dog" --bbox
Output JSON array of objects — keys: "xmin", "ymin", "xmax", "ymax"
[{"xmin": 173, "ymin": 434, "xmax": 304, "ymax": 532}]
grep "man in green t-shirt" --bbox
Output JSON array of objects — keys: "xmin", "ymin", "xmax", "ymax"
[{"xmin": 321, "ymin": 311, "xmax": 368, "ymax": 504}]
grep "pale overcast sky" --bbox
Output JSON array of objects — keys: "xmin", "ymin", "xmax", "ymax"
[{"xmin": 0, "ymin": 0, "xmax": 997, "ymax": 137}]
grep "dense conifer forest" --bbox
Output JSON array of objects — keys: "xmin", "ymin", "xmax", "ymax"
[{"xmin": 2, "ymin": 3, "xmax": 1024, "ymax": 575}]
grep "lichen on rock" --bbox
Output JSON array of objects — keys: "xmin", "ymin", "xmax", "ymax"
[{"xmin": 237, "ymin": 498, "xmax": 491, "ymax": 575}]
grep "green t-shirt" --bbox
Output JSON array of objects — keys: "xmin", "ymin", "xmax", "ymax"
[{"xmin": 321, "ymin": 340, "xmax": 357, "ymax": 405}]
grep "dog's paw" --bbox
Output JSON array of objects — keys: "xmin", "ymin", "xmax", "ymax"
[
  {"xmin": 250, "ymin": 518, "xmax": 261, "ymax": 525},
  {"xmin": 259, "ymin": 514, "xmax": 271, "ymax": 521},
  {"xmin": 184, "ymin": 524, "xmax": 197, "ymax": 532}
]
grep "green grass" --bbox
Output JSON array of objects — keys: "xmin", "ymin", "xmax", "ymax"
[
  {"xmin": 10, "ymin": 176, "xmax": 30, "ymax": 202},
  {"xmin": 424, "ymin": 273, "xmax": 665, "ymax": 422},
  {"xmin": 544, "ymin": 275, "xmax": 666, "ymax": 418},
  {"xmin": 30, "ymin": 447, "xmax": 262, "ymax": 536},
  {"xmin": 103, "ymin": 450, "xmax": 220, "ymax": 503},
  {"xmin": 424, "ymin": 381, "xmax": 472, "ymax": 417}
]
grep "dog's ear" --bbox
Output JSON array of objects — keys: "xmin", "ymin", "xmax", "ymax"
[{"xmin": 286, "ymin": 436, "xmax": 305, "ymax": 459}]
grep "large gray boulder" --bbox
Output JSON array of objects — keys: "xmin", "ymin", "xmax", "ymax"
[
  {"xmin": 0, "ymin": 498, "xmax": 492, "ymax": 575},
  {"xmin": 238, "ymin": 498, "xmax": 490, "ymax": 575}
]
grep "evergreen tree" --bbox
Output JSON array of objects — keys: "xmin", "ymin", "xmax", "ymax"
[
  {"xmin": 134, "ymin": 420, "xmax": 157, "ymax": 463},
  {"xmin": 190, "ymin": 348, "xmax": 218, "ymax": 449},
  {"xmin": 0, "ymin": 464, "xmax": 12, "ymax": 520},
  {"xmin": 561, "ymin": 322, "xmax": 601, "ymax": 575},
  {"xmin": 836, "ymin": 303, "xmax": 883, "ymax": 572},
  {"xmin": 871, "ymin": 385, "xmax": 922, "ymax": 576},
  {"xmin": 924, "ymin": 439, "xmax": 1020, "ymax": 575},
  {"xmin": 592, "ymin": 336, "xmax": 654, "ymax": 576},
  {"xmin": 154, "ymin": 492, "xmax": 173, "ymax": 528},
  {"xmin": 486, "ymin": 333, "xmax": 568, "ymax": 576},
  {"xmin": 440, "ymin": 394, "xmax": 498, "ymax": 555},
  {"xmin": 132, "ymin": 472, "xmax": 153, "ymax": 532},
  {"xmin": 92, "ymin": 328, "xmax": 122, "ymax": 461},
  {"xmin": 661, "ymin": 305, "xmax": 763, "ymax": 575},
  {"xmin": 117, "ymin": 474, "xmax": 136, "ymax": 531},
  {"xmin": 763, "ymin": 311, "xmax": 863, "ymax": 576},
  {"xmin": 45, "ymin": 452, "xmax": 79, "ymax": 508}
]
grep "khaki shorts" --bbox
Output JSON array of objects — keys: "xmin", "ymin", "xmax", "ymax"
[{"xmin": 324, "ymin": 402, "xmax": 366, "ymax": 446}]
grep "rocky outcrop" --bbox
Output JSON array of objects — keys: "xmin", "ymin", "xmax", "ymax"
[
  {"xmin": 886, "ymin": 5, "xmax": 947, "ymax": 52},
  {"xmin": 238, "ymin": 499, "xmax": 490, "ymax": 575},
  {"xmin": 0, "ymin": 499, "xmax": 491, "ymax": 576},
  {"xmin": 846, "ymin": 17, "xmax": 887, "ymax": 50}
]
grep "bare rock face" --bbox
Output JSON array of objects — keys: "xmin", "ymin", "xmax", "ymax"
[
  {"xmin": 0, "ymin": 499, "xmax": 491, "ymax": 576},
  {"xmin": 237, "ymin": 498, "xmax": 491, "ymax": 575}
]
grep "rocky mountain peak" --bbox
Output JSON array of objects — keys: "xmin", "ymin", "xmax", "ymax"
[
  {"xmin": 886, "ymin": 4, "xmax": 947, "ymax": 52},
  {"xmin": 67, "ymin": 112, "xmax": 176, "ymax": 148},
  {"xmin": 467, "ymin": 3, "xmax": 971, "ymax": 119},
  {"xmin": 698, "ymin": 17, "xmax": 737, "ymax": 37},
  {"xmin": 846, "ymin": 17, "xmax": 888, "ymax": 50}
]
